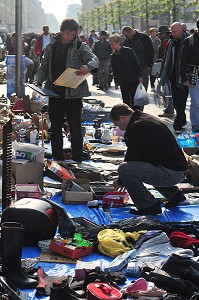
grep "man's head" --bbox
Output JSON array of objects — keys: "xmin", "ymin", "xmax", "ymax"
[
  {"xmin": 99, "ymin": 30, "xmax": 107, "ymax": 41},
  {"xmin": 43, "ymin": 25, "xmax": 49, "ymax": 35},
  {"xmin": 170, "ymin": 22, "xmax": 183, "ymax": 39},
  {"xmin": 149, "ymin": 27, "xmax": 157, "ymax": 38},
  {"xmin": 157, "ymin": 25, "xmax": 170, "ymax": 40},
  {"xmin": 109, "ymin": 33, "xmax": 122, "ymax": 51},
  {"xmin": 110, "ymin": 104, "xmax": 133, "ymax": 131},
  {"xmin": 121, "ymin": 26, "xmax": 135, "ymax": 40},
  {"xmin": 60, "ymin": 18, "xmax": 79, "ymax": 44}
]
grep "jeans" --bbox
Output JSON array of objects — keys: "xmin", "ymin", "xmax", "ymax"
[
  {"xmin": 98, "ymin": 59, "xmax": 110, "ymax": 87},
  {"xmin": 118, "ymin": 161, "xmax": 185, "ymax": 210},
  {"xmin": 189, "ymin": 76, "xmax": 199, "ymax": 132},
  {"xmin": 48, "ymin": 97, "xmax": 83, "ymax": 160}
]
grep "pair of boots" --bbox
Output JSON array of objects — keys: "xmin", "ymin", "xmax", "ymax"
[{"xmin": 0, "ymin": 222, "xmax": 38, "ymax": 289}]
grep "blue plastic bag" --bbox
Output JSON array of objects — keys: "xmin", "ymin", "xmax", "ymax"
[{"xmin": 177, "ymin": 132, "xmax": 199, "ymax": 148}]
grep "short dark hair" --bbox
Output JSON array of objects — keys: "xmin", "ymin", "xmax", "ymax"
[
  {"xmin": 110, "ymin": 103, "xmax": 133, "ymax": 121},
  {"xmin": 196, "ymin": 18, "xmax": 199, "ymax": 30},
  {"xmin": 60, "ymin": 18, "xmax": 79, "ymax": 32}
]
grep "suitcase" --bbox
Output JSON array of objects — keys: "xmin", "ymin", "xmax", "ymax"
[
  {"xmin": 87, "ymin": 282, "xmax": 123, "ymax": 300},
  {"xmin": 1, "ymin": 198, "xmax": 58, "ymax": 246}
]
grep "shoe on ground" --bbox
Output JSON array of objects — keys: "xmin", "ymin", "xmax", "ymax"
[
  {"xmin": 97, "ymin": 86, "xmax": 104, "ymax": 90},
  {"xmin": 104, "ymin": 85, "xmax": 108, "ymax": 90},
  {"xmin": 158, "ymin": 113, "xmax": 174, "ymax": 118},
  {"xmin": 164, "ymin": 191, "xmax": 189, "ymax": 208},
  {"xmin": 130, "ymin": 203, "xmax": 162, "ymax": 215},
  {"xmin": 174, "ymin": 129, "xmax": 182, "ymax": 134}
]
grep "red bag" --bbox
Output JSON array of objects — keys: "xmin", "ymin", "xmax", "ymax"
[{"xmin": 87, "ymin": 282, "xmax": 123, "ymax": 300}]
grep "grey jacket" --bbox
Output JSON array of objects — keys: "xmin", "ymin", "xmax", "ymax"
[{"xmin": 34, "ymin": 35, "xmax": 99, "ymax": 99}]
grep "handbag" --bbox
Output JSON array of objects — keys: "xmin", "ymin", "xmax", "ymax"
[
  {"xmin": 134, "ymin": 83, "xmax": 149, "ymax": 106},
  {"xmin": 86, "ymin": 282, "xmax": 123, "ymax": 300},
  {"xmin": 151, "ymin": 61, "xmax": 162, "ymax": 76}
]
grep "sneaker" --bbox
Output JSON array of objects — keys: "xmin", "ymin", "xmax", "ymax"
[
  {"xmin": 174, "ymin": 129, "xmax": 182, "ymax": 134},
  {"xmin": 130, "ymin": 203, "xmax": 162, "ymax": 215},
  {"xmin": 97, "ymin": 86, "xmax": 104, "ymax": 90},
  {"xmin": 158, "ymin": 113, "xmax": 174, "ymax": 118},
  {"xmin": 164, "ymin": 191, "xmax": 188, "ymax": 208}
]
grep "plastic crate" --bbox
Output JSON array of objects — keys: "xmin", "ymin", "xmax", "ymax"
[
  {"xmin": 82, "ymin": 107, "xmax": 111, "ymax": 122},
  {"xmin": 83, "ymin": 98, "xmax": 104, "ymax": 107}
]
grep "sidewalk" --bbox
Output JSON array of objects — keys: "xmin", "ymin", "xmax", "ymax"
[{"xmin": 86, "ymin": 75, "xmax": 191, "ymax": 135}]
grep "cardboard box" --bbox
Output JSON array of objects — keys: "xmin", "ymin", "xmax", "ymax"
[
  {"xmin": 62, "ymin": 179, "xmax": 93, "ymax": 204},
  {"xmin": 15, "ymin": 184, "xmax": 41, "ymax": 201},
  {"xmin": 12, "ymin": 162, "xmax": 44, "ymax": 190},
  {"xmin": 183, "ymin": 147, "xmax": 199, "ymax": 184},
  {"xmin": 49, "ymin": 240, "xmax": 93, "ymax": 259}
]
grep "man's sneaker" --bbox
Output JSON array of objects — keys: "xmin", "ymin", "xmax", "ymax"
[
  {"xmin": 164, "ymin": 191, "xmax": 189, "ymax": 208},
  {"xmin": 174, "ymin": 129, "xmax": 182, "ymax": 134},
  {"xmin": 130, "ymin": 203, "xmax": 162, "ymax": 215}
]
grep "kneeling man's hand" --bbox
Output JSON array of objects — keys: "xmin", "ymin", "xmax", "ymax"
[{"xmin": 113, "ymin": 179, "xmax": 123, "ymax": 189}]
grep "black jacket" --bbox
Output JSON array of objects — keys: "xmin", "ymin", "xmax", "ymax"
[
  {"xmin": 124, "ymin": 110, "xmax": 188, "ymax": 171},
  {"xmin": 123, "ymin": 31, "xmax": 154, "ymax": 68},
  {"xmin": 180, "ymin": 31, "xmax": 199, "ymax": 83},
  {"xmin": 110, "ymin": 46, "xmax": 142, "ymax": 85}
]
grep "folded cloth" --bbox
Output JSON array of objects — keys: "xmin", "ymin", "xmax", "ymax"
[{"xmin": 169, "ymin": 231, "xmax": 199, "ymax": 248}]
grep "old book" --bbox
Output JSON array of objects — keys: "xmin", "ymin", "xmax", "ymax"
[
  {"xmin": 186, "ymin": 64, "xmax": 199, "ymax": 85},
  {"xmin": 53, "ymin": 68, "xmax": 89, "ymax": 89}
]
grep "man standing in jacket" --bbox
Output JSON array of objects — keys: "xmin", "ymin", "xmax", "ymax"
[
  {"xmin": 111, "ymin": 103, "xmax": 188, "ymax": 215},
  {"xmin": 92, "ymin": 31, "xmax": 113, "ymax": 91},
  {"xmin": 35, "ymin": 25, "xmax": 52, "ymax": 61},
  {"xmin": 159, "ymin": 22, "xmax": 189, "ymax": 133},
  {"xmin": 121, "ymin": 26, "xmax": 154, "ymax": 92},
  {"xmin": 34, "ymin": 18, "xmax": 99, "ymax": 162},
  {"xmin": 180, "ymin": 18, "xmax": 199, "ymax": 133}
]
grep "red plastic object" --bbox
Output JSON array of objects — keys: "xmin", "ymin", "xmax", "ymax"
[
  {"xmin": 49, "ymin": 241, "xmax": 93, "ymax": 259},
  {"xmin": 102, "ymin": 191, "xmax": 128, "ymax": 208},
  {"xmin": 12, "ymin": 99, "xmax": 24, "ymax": 112}
]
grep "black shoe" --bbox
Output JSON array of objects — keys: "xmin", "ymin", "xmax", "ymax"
[
  {"xmin": 130, "ymin": 203, "xmax": 162, "ymax": 215},
  {"xmin": 104, "ymin": 85, "xmax": 108, "ymax": 90},
  {"xmin": 97, "ymin": 86, "xmax": 104, "ymax": 90},
  {"xmin": 164, "ymin": 191, "xmax": 187, "ymax": 208}
]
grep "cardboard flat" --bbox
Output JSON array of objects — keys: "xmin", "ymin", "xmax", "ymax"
[
  {"xmin": 12, "ymin": 162, "xmax": 44, "ymax": 190},
  {"xmin": 39, "ymin": 251, "xmax": 78, "ymax": 263}
]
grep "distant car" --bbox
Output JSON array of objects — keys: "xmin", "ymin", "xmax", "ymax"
[{"xmin": 0, "ymin": 36, "xmax": 6, "ymax": 62}]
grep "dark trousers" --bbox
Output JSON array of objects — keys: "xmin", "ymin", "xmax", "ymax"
[
  {"xmin": 171, "ymin": 80, "xmax": 189, "ymax": 130},
  {"xmin": 120, "ymin": 81, "xmax": 143, "ymax": 110},
  {"xmin": 48, "ymin": 97, "xmax": 83, "ymax": 161}
]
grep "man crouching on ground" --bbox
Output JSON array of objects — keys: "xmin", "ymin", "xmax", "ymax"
[{"xmin": 110, "ymin": 103, "xmax": 188, "ymax": 215}]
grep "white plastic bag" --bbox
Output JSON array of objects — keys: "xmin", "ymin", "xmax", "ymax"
[{"xmin": 134, "ymin": 83, "xmax": 149, "ymax": 106}]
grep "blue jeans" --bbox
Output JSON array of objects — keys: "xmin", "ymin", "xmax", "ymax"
[
  {"xmin": 189, "ymin": 76, "xmax": 199, "ymax": 132},
  {"xmin": 118, "ymin": 161, "xmax": 185, "ymax": 210}
]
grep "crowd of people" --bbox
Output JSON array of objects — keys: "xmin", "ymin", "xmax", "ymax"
[{"xmin": 2, "ymin": 17, "xmax": 199, "ymax": 214}]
